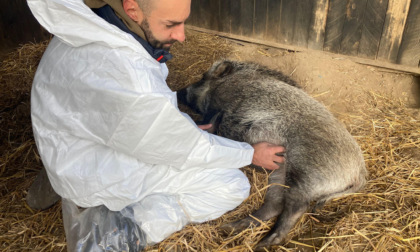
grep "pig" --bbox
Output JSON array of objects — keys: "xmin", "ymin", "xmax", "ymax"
[{"xmin": 177, "ymin": 59, "xmax": 367, "ymax": 251}]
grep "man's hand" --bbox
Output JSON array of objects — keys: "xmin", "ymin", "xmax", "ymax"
[
  {"xmin": 198, "ymin": 124, "xmax": 213, "ymax": 131},
  {"xmin": 252, "ymin": 142, "xmax": 285, "ymax": 170}
]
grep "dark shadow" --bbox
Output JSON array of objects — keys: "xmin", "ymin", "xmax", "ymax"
[
  {"xmin": 412, "ymin": 75, "xmax": 420, "ymax": 108},
  {"xmin": 0, "ymin": 0, "xmax": 50, "ymax": 61}
]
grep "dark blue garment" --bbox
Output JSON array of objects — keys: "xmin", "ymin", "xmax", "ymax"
[{"xmin": 92, "ymin": 5, "xmax": 172, "ymax": 63}]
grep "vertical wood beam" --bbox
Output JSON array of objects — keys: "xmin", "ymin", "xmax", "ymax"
[
  {"xmin": 294, "ymin": 0, "xmax": 315, "ymax": 47},
  {"xmin": 340, "ymin": 0, "xmax": 369, "ymax": 56},
  {"xmin": 240, "ymin": 0, "xmax": 254, "ymax": 37},
  {"xmin": 377, "ymin": 0, "xmax": 411, "ymax": 63},
  {"xmin": 279, "ymin": 0, "xmax": 296, "ymax": 45},
  {"xmin": 208, "ymin": 0, "xmax": 220, "ymax": 31},
  {"xmin": 324, "ymin": 0, "xmax": 347, "ymax": 53},
  {"xmin": 253, "ymin": 0, "xmax": 268, "ymax": 39},
  {"xmin": 219, "ymin": 0, "xmax": 232, "ymax": 33},
  {"xmin": 198, "ymin": 0, "xmax": 211, "ymax": 29},
  {"xmin": 266, "ymin": 0, "xmax": 282, "ymax": 42},
  {"xmin": 188, "ymin": 0, "xmax": 200, "ymax": 26},
  {"xmin": 358, "ymin": 0, "xmax": 388, "ymax": 59},
  {"xmin": 308, "ymin": 0, "xmax": 329, "ymax": 50},
  {"xmin": 397, "ymin": 0, "xmax": 420, "ymax": 67},
  {"xmin": 230, "ymin": 1, "xmax": 242, "ymax": 36}
]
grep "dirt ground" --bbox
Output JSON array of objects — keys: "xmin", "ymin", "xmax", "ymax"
[{"xmin": 224, "ymin": 39, "xmax": 420, "ymax": 116}]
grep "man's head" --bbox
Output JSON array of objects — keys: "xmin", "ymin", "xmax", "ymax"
[{"xmin": 123, "ymin": 0, "xmax": 191, "ymax": 50}]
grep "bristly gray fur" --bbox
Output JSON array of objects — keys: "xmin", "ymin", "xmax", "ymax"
[{"xmin": 177, "ymin": 59, "xmax": 367, "ymax": 251}]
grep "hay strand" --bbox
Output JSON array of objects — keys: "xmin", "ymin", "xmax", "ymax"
[{"xmin": 1, "ymin": 30, "xmax": 419, "ymax": 251}]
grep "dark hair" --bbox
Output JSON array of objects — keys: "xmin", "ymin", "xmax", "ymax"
[{"xmin": 136, "ymin": 0, "xmax": 154, "ymax": 16}]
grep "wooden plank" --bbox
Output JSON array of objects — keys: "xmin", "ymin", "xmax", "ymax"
[
  {"xmin": 279, "ymin": 0, "xmax": 297, "ymax": 45},
  {"xmin": 187, "ymin": 25, "xmax": 420, "ymax": 75},
  {"xmin": 230, "ymin": 1, "xmax": 242, "ymax": 36},
  {"xmin": 358, "ymin": 0, "xmax": 388, "ymax": 59},
  {"xmin": 188, "ymin": 0, "xmax": 200, "ymax": 26},
  {"xmin": 340, "ymin": 0, "xmax": 369, "ymax": 56},
  {"xmin": 219, "ymin": 0, "xmax": 232, "ymax": 33},
  {"xmin": 208, "ymin": 0, "xmax": 220, "ymax": 31},
  {"xmin": 198, "ymin": 0, "xmax": 211, "ymax": 29},
  {"xmin": 398, "ymin": 0, "xmax": 420, "ymax": 67},
  {"xmin": 323, "ymin": 0, "xmax": 347, "ymax": 53},
  {"xmin": 377, "ymin": 0, "xmax": 411, "ymax": 63},
  {"xmin": 293, "ymin": 0, "xmax": 314, "ymax": 47},
  {"xmin": 266, "ymin": 0, "xmax": 282, "ymax": 41},
  {"xmin": 240, "ymin": 0, "xmax": 254, "ymax": 37},
  {"xmin": 253, "ymin": 0, "xmax": 268, "ymax": 39},
  {"xmin": 308, "ymin": 0, "xmax": 329, "ymax": 50}
]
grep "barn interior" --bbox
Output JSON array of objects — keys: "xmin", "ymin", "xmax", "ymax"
[{"xmin": 1, "ymin": 1, "xmax": 419, "ymax": 251}]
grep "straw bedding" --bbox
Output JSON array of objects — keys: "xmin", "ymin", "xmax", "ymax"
[{"xmin": 0, "ymin": 30, "xmax": 419, "ymax": 251}]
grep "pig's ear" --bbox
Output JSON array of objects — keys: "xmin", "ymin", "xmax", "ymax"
[{"xmin": 209, "ymin": 61, "xmax": 233, "ymax": 78}]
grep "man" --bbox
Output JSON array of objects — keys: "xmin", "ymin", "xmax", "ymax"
[{"xmin": 27, "ymin": 0, "xmax": 285, "ymax": 250}]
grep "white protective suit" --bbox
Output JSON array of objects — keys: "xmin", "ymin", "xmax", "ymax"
[{"xmin": 28, "ymin": 0, "xmax": 253, "ymax": 245}]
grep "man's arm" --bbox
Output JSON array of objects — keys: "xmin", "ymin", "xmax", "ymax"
[{"xmin": 198, "ymin": 124, "xmax": 285, "ymax": 170}]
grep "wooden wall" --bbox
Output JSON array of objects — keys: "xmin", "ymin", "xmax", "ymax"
[
  {"xmin": 0, "ymin": 0, "xmax": 50, "ymax": 56},
  {"xmin": 189, "ymin": 0, "xmax": 420, "ymax": 69}
]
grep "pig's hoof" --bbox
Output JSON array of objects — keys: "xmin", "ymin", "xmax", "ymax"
[
  {"xmin": 254, "ymin": 232, "xmax": 284, "ymax": 252},
  {"xmin": 220, "ymin": 218, "xmax": 254, "ymax": 235},
  {"xmin": 219, "ymin": 223, "xmax": 236, "ymax": 235}
]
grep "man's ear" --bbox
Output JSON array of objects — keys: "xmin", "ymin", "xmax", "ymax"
[{"xmin": 123, "ymin": 0, "xmax": 143, "ymax": 22}]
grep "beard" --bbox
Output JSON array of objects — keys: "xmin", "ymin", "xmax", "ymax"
[{"xmin": 140, "ymin": 18, "xmax": 177, "ymax": 50}]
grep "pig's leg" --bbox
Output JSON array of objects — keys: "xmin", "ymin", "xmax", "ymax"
[
  {"xmin": 254, "ymin": 193, "xmax": 309, "ymax": 251},
  {"xmin": 220, "ymin": 165, "xmax": 286, "ymax": 233}
]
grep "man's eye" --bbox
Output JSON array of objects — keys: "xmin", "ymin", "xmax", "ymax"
[{"xmin": 166, "ymin": 24, "xmax": 176, "ymax": 28}]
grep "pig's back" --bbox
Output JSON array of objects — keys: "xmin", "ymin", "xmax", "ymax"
[{"xmin": 214, "ymin": 76, "xmax": 366, "ymax": 198}]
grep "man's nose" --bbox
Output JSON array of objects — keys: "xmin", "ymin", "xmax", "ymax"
[{"xmin": 171, "ymin": 23, "xmax": 186, "ymax": 42}]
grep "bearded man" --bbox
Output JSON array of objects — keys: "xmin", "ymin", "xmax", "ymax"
[{"xmin": 27, "ymin": 0, "xmax": 284, "ymax": 250}]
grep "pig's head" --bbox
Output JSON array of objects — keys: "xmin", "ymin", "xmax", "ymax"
[
  {"xmin": 177, "ymin": 59, "xmax": 299, "ymax": 114},
  {"xmin": 177, "ymin": 60, "xmax": 237, "ymax": 114}
]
